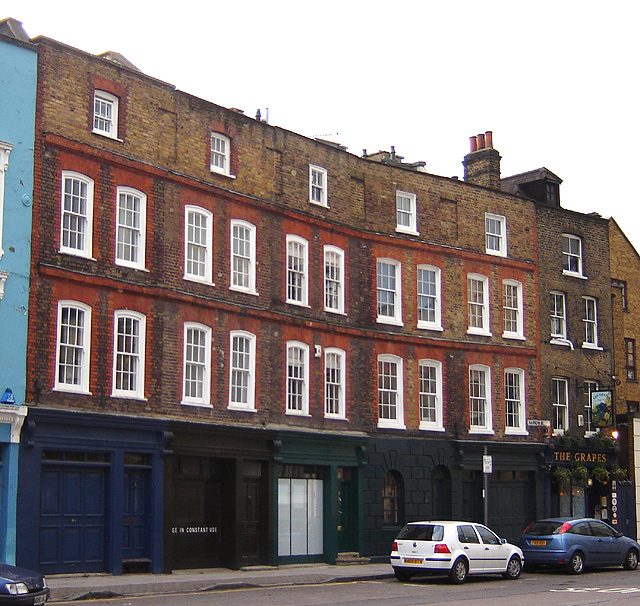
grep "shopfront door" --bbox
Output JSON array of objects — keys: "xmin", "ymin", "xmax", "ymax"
[{"xmin": 337, "ymin": 467, "xmax": 357, "ymax": 552}]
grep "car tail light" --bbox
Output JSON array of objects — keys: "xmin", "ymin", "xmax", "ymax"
[
  {"xmin": 392, "ymin": 541, "xmax": 398, "ymax": 551},
  {"xmin": 557, "ymin": 522, "xmax": 573, "ymax": 534},
  {"xmin": 434, "ymin": 543, "xmax": 451, "ymax": 554},
  {"xmin": 523, "ymin": 522, "xmax": 533, "ymax": 534}
]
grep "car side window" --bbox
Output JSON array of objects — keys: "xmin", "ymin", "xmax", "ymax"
[
  {"xmin": 590, "ymin": 521, "xmax": 615, "ymax": 537},
  {"xmin": 569, "ymin": 522, "xmax": 592, "ymax": 536},
  {"xmin": 457, "ymin": 524, "xmax": 480, "ymax": 544},
  {"xmin": 475, "ymin": 525, "xmax": 501, "ymax": 545}
]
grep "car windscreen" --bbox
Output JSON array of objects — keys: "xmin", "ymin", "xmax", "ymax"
[
  {"xmin": 525, "ymin": 521, "xmax": 565, "ymax": 536},
  {"xmin": 397, "ymin": 524, "xmax": 444, "ymax": 541}
]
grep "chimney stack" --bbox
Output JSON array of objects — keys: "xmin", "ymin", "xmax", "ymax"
[{"xmin": 463, "ymin": 130, "xmax": 501, "ymax": 189}]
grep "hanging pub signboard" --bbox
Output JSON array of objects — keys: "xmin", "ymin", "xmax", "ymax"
[{"xmin": 591, "ymin": 390, "xmax": 613, "ymax": 427}]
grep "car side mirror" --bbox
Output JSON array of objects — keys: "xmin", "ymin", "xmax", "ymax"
[
  {"xmin": 615, "ymin": 531, "xmax": 624, "ymax": 538},
  {"xmin": 500, "ymin": 538, "xmax": 507, "ymax": 544}
]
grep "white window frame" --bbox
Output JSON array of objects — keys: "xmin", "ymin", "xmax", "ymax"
[
  {"xmin": 582, "ymin": 296, "xmax": 601, "ymax": 349},
  {"xmin": 376, "ymin": 258, "xmax": 403, "ymax": 326},
  {"xmin": 562, "ymin": 233, "xmax": 585, "ymax": 278},
  {"xmin": 377, "ymin": 354, "xmax": 405, "ymax": 429},
  {"xmin": 286, "ymin": 235, "xmax": 309, "ymax": 306},
  {"xmin": 504, "ymin": 368, "xmax": 527, "ymax": 435},
  {"xmin": 0, "ymin": 142, "xmax": 12, "ymax": 259},
  {"xmin": 286, "ymin": 341, "xmax": 310, "ymax": 416},
  {"xmin": 210, "ymin": 132, "xmax": 231, "ymax": 176},
  {"xmin": 502, "ymin": 279, "xmax": 524, "ymax": 340},
  {"xmin": 181, "ymin": 322, "xmax": 212, "ymax": 407},
  {"xmin": 92, "ymin": 90, "xmax": 119, "ymax": 139},
  {"xmin": 418, "ymin": 359, "xmax": 444, "ymax": 431},
  {"xmin": 230, "ymin": 220, "xmax": 257, "ymax": 295},
  {"xmin": 324, "ymin": 347, "xmax": 346, "ymax": 419},
  {"xmin": 550, "ymin": 290, "xmax": 573, "ymax": 347},
  {"xmin": 115, "ymin": 186, "xmax": 146, "ymax": 270},
  {"xmin": 323, "ymin": 245, "xmax": 345, "ymax": 314},
  {"xmin": 583, "ymin": 380, "xmax": 599, "ymax": 436},
  {"xmin": 309, "ymin": 165, "xmax": 328, "ymax": 207},
  {"xmin": 60, "ymin": 171, "xmax": 94, "ymax": 258},
  {"xmin": 552, "ymin": 377, "xmax": 569, "ymax": 435},
  {"xmin": 417, "ymin": 265, "xmax": 442, "ymax": 331},
  {"xmin": 469, "ymin": 364, "xmax": 493, "ymax": 434},
  {"xmin": 54, "ymin": 300, "xmax": 92, "ymax": 394},
  {"xmin": 112, "ymin": 310, "xmax": 146, "ymax": 400},
  {"xmin": 184, "ymin": 206, "xmax": 213, "ymax": 284},
  {"xmin": 228, "ymin": 330, "xmax": 256, "ymax": 411},
  {"xmin": 485, "ymin": 213, "xmax": 507, "ymax": 256},
  {"xmin": 395, "ymin": 191, "xmax": 418, "ymax": 235},
  {"xmin": 467, "ymin": 273, "xmax": 491, "ymax": 336}
]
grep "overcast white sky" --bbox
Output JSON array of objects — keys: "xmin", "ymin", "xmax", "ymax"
[{"xmin": 5, "ymin": 0, "xmax": 639, "ymax": 252}]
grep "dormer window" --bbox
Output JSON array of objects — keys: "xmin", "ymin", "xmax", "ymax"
[{"xmin": 93, "ymin": 91, "xmax": 119, "ymax": 139}]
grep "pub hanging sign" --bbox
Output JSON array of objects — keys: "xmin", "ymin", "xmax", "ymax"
[{"xmin": 591, "ymin": 390, "xmax": 613, "ymax": 428}]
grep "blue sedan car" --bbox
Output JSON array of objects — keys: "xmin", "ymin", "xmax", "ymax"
[
  {"xmin": 519, "ymin": 517, "xmax": 640, "ymax": 574},
  {"xmin": 0, "ymin": 563, "xmax": 49, "ymax": 605}
]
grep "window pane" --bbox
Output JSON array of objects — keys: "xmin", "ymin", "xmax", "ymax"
[
  {"xmin": 378, "ymin": 359, "xmax": 398, "ymax": 421},
  {"xmin": 58, "ymin": 306, "xmax": 85, "ymax": 386}
]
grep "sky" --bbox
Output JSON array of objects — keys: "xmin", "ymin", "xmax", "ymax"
[{"xmin": 4, "ymin": 0, "xmax": 639, "ymax": 252}]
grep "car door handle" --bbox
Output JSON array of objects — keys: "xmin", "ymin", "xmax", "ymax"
[
  {"xmin": 464, "ymin": 546, "xmax": 469, "ymax": 550},
  {"xmin": 485, "ymin": 547, "xmax": 490, "ymax": 550}
]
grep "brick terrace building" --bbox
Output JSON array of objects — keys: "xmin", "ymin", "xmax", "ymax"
[
  {"xmin": 14, "ymin": 29, "xmax": 622, "ymax": 574},
  {"xmin": 503, "ymin": 169, "xmax": 619, "ymax": 526},
  {"xmin": 609, "ymin": 218, "xmax": 640, "ymax": 536}
]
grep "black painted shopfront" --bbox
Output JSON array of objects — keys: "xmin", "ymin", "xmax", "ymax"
[
  {"xmin": 363, "ymin": 437, "xmax": 548, "ymax": 558},
  {"xmin": 164, "ymin": 423, "xmax": 275, "ymax": 571}
]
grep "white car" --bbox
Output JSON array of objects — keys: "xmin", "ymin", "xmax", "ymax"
[{"xmin": 390, "ymin": 520, "xmax": 524, "ymax": 583}]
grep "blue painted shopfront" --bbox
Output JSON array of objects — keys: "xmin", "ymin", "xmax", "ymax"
[
  {"xmin": 0, "ymin": 19, "xmax": 37, "ymax": 565},
  {"xmin": 17, "ymin": 409, "xmax": 168, "ymax": 574}
]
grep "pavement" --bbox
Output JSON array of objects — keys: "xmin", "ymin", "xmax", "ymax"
[{"xmin": 47, "ymin": 562, "xmax": 394, "ymax": 602}]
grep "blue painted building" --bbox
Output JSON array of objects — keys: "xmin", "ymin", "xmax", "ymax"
[{"xmin": 0, "ymin": 18, "xmax": 37, "ymax": 563}]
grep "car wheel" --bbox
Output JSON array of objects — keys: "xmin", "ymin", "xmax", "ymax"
[
  {"xmin": 566, "ymin": 551, "xmax": 585, "ymax": 575},
  {"xmin": 394, "ymin": 568, "xmax": 413, "ymax": 582},
  {"xmin": 502, "ymin": 555, "xmax": 522, "ymax": 580},
  {"xmin": 449, "ymin": 557, "xmax": 468, "ymax": 584},
  {"xmin": 623, "ymin": 549, "xmax": 639, "ymax": 570}
]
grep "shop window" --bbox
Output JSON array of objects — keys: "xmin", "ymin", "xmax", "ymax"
[
  {"xmin": 383, "ymin": 470, "xmax": 404, "ymax": 526},
  {"xmin": 278, "ymin": 476, "xmax": 323, "ymax": 556}
]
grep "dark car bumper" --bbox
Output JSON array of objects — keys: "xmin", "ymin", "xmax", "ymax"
[
  {"xmin": 522, "ymin": 549, "xmax": 569, "ymax": 565},
  {"xmin": 0, "ymin": 588, "xmax": 50, "ymax": 605}
]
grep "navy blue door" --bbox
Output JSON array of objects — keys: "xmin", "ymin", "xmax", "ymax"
[
  {"xmin": 123, "ymin": 469, "xmax": 149, "ymax": 561},
  {"xmin": 39, "ymin": 466, "xmax": 106, "ymax": 574}
]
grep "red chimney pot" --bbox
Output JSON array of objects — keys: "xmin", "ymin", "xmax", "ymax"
[
  {"xmin": 485, "ymin": 131, "xmax": 493, "ymax": 148},
  {"xmin": 477, "ymin": 133, "xmax": 486, "ymax": 149},
  {"xmin": 469, "ymin": 136, "xmax": 478, "ymax": 153}
]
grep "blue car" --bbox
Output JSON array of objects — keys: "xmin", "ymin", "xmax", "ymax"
[
  {"xmin": 519, "ymin": 517, "xmax": 640, "ymax": 574},
  {"xmin": 0, "ymin": 563, "xmax": 49, "ymax": 605}
]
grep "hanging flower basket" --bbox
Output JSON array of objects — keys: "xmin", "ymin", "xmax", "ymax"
[
  {"xmin": 610, "ymin": 465, "xmax": 628, "ymax": 481},
  {"xmin": 572, "ymin": 464, "xmax": 589, "ymax": 485},
  {"xmin": 591, "ymin": 465, "xmax": 610, "ymax": 483},
  {"xmin": 552, "ymin": 467, "xmax": 571, "ymax": 486}
]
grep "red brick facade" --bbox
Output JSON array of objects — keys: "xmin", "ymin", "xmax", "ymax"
[{"xmin": 28, "ymin": 37, "xmax": 541, "ymax": 443}]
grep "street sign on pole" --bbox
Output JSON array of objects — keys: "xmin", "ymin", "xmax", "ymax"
[{"xmin": 483, "ymin": 455, "xmax": 492, "ymax": 474}]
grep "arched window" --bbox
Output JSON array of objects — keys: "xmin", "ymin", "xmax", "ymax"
[{"xmin": 383, "ymin": 470, "xmax": 404, "ymax": 525}]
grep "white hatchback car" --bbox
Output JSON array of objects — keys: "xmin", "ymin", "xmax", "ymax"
[{"xmin": 390, "ymin": 520, "xmax": 524, "ymax": 583}]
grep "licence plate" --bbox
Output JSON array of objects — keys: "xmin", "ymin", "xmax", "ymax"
[
  {"xmin": 34, "ymin": 595, "xmax": 48, "ymax": 605},
  {"xmin": 531, "ymin": 539, "xmax": 547, "ymax": 546},
  {"xmin": 403, "ymin": 558, "xmax": 423, "ymax": 564}
]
